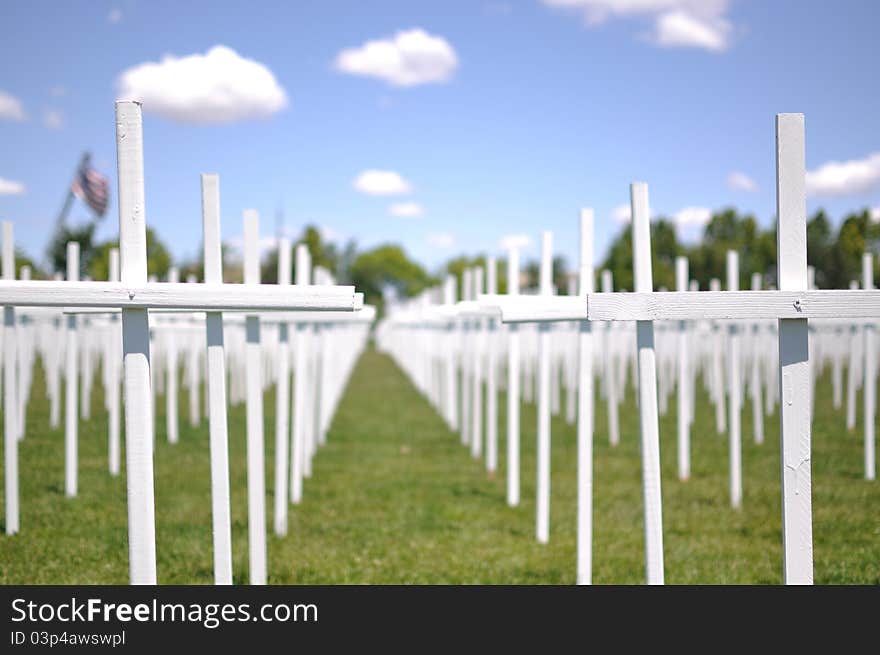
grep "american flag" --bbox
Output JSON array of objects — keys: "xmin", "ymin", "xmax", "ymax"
[{"xmin": 70, "ymin": 157, "xmax": 109, "ymax": 217}]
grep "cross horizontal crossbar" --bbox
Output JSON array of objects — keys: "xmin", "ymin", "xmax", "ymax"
[
  {"xmin": 477, "ymin": 294, "xmax": 584, "ymax": 322},
  {"xmin": 0, "ymin": 281, "xmax": 361, "ymax": 312},
  {"xmin": 480, "ymin": 290, "xmax": 880, "ymax": 323},
  {"xmin": 588, "ymin": 290, "xmax": 880, "ymax": 321},
  {"xmin": 61, "ymin": 304, "xmax": 373, "ymax": 324}
]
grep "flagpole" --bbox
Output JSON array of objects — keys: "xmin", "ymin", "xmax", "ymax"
[{"xmin": 55, "ymin": 152, "xmax": 90, "ymax": 227}]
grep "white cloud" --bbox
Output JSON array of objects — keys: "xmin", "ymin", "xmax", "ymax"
[
  {"xmin": 542, "ymin": 0, "xmax": 727, "ymax": 23},
  {"xmin": 353, "ymin": 170, "xmax": 412, "ymax": 196},
  {"xmin": 871, "ymin": 207, "xmax": 880, "ymax": 224},
  {"xmin": 427, "ymin": 232, "xmax": 455, "ymax": 248},
  {"xmin": 0, "ymin": 90, "xmax": 26, "ymax": 121},
  {"xmin": 44, "ymin": 109, "xmax": 63, "ymax": 130},
  {"xmin": 612, "ymin": 204, "xmax": 632, "ymax": 224},
  {"xmin": 614, "ymin": 202, "xmax": 710, "ymax": 232},
  {"xmin": 0, "ymin": 177, "xmax": 26, "ymax": 195},
  {"xmin": 49, "ymin": 85, "xmax": 66, "ymax": 97},
  {"xmin": 541, "ymin": 0, "xmax": 732, "ymax": 51},
  {"xmin": 727, "ymin": 171, "xmax": 757, "ymax": 192},
  {"xmin": 108, "ymin": 8, "xmax": 122, "ymax": 23},
  {"xmin": 334, "ymin": 28, "xmax": 459, "ymax": 86},
  {"xmin": 654, "ymin": 10, "xmax": 729, "ymax": 51},
  {"xmin": 389, "ymin": 202, "xmax": 423, "ymax": 217},
  {"xmin": 499, "ymin": 233, "xmax": 532, "ymax": 250},
  {"xmin": 116, "ymin": 45, "xmax": 288, "ymax": 124},
  {"xmin": 673, "ymin": 206, "xmax": 712, "ymax": 228},
  {"xmin": 805, "ymin": 152, "xmax": 880, "ymax": 197}
]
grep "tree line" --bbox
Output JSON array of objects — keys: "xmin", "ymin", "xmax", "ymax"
[
  {"xmin": 14, "ymin": 205, "xmax": 880, "ymax": 316},
  {"xmin": 602, "ymin": 207, "xmax": 879, "ymax": 291}
]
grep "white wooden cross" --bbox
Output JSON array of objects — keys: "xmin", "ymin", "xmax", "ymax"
[
  {"xmin": 480, "ymin": 114, "xmax": 864, "ymax": 585},
  {"xmin": 0, "ymin": 101, "xmax": 361, "ymax": 583}
]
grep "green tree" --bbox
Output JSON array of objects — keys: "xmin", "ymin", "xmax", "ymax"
[
  {"xmin": 12, "ymin": 248, "xmax": 45, "ymax": 279},
  {"xmin": 830, "ymin": 209, "xmax": 880, "ymax": 288},
  {"xmin": 86, "ymin": 227, "xmax": 173, "ymax": 281},
  {"xmin": 519, "ymin": 256, "xmax": 568, "ymax": 292},
  {"xmin": 349, "ymin": 244, "xmax": 434, "ymax": 315},
  {"xmin": 46, "ymin": 221, "xmax": 98, "ymax": 278},
  {"xmin": 298, "ymin": 225, "xmax": 338, "ymax": 274},
  {"xmin": 438, "ymin": 254, "xmax": 509, "ymax": 297},
  {"xmin": 685, "ymin": 208, "xmax": 772, "ymax": 289},
  {"xmin": 806, "ymin": 210, "xmax": 833, "ymax": 288},
  {"xmin": 601, "ymin": 219, "xmax": 682, "ymax": 291}
]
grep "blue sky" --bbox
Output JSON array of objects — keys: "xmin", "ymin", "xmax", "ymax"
[{"xmin": 1, "ymin": 0, "xmax": 879, "ymax": 274}]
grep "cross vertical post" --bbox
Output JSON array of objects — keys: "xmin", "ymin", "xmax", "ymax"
[
  {"xmin": 485, "ymin": 257, "xmax": 498, "ymax": 474},
  {"xmin": 506, "ymin": 246, "xmax": 521, "ymax": 507},
  {"xmin": 863, "ymin": 253, "xmax": 876, "ymax": 481},
  {"xmin": 3, "ymin": 220, "xmax": 19, "ymax": 534},
  {"xmin": 65, "ymin": 241, "xmax": 79, "ymax": 497},
  {"xmin": 290, "ymin": 243, "xmax": 310, "ymax": 504},
  {"xmin": 116, "ymin": 100, "xmax": 157, "ymax": 584},
  {"xmin": 676, "ymin": 255, "xmax": 690, "ymax": 481},
  {"xmin": 750, "ymin": 272, "xmax": 765, "ymax": 445},
  {"xmin": 710, "ymin": 278, "xmax": 726, "ymax": 435},
  {"xmin": 631, "ymin": 182, "xmax": 664, "ymax": 584},
  {"xmin": 243, "ymin": 209, "xmax": 267, "ymax": 584},
  {"xmin": 108, "ymin": 249, "xmax": 121, "ymax": 476},
  {"xmin": 185, "ymin": 274, "xmax": 200, "ymax": 428},
  {"xmin": 846, "ymin": 280, "xmax": 858, "ymax": 432},
  {"xmin": 536, "ymin": 231, "xmax": 552, "ymax": 544},
  {"xmin": 201, "ymin": 173, "xmax": 233, "ymax": 585},
  {"xmin": 460, "ymin": 268, "xmax": 472, "ymax": 448},
  {"xmin": 165, "ymin": 266, "xmax": 179, "ymax": 444},
  {"xmin": 727, "ymin": 250, "xmax": 742, "ymax": 508},
  {"xmin": 274, "ymin": 237, "xmax": 291, "ymax": 536},
  {"xmin": 471, "ymin": 265, "xmax": 484, "ymax": 460},
  {"xmin": 576, "ymin": 209, "xmax": 594, "ymax": 584},
  {"xmin": 444, "ymin": 274, "xmax": 458, "ymax": 432},
  {"xmin": 601, "ymin": 270, "xmax": 619, "ymax": 447},
  {"xmin": 776, "ymin": 112, "xmax": 813, "ymax": 584}
]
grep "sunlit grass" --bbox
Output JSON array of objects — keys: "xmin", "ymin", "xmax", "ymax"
[{"xmin": 1, "ymin": 347, "xmax": 877, "ymax": 584}]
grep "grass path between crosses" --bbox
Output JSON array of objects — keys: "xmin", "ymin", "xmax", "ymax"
[{"xmin": 1, "ymin": 346, "xmax": 878, "ymax": 584}]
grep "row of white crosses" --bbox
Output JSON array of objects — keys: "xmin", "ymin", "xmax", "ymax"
[
  {"xmin": 378, "ymin": 114, "xmax": 878, "ymax": 585},
  {"xmin": 1, "ymin": 101, "xmax": 370, "ymax": 584}
]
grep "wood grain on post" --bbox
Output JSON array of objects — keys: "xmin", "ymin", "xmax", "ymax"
[
  {"xmin": 201, "ymin": 173, "xmax": 233, "ymax": 585},
  {"xmin": 116, "ymin": 101, "xmax": 157, "ymax": 584},
  {"xmin": 631, "ymin": 182, "xmax": 664, "ymax": 585},
  {"xmin": 776, "ymin": 112, "xmax": 813, "ymax": 585}
]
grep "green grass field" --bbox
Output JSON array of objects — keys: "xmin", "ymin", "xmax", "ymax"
[{"xmin": 1, "ymin": 346, "xmax": 878, "ymax": 584}]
